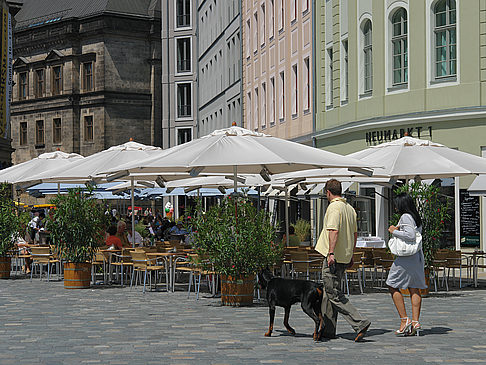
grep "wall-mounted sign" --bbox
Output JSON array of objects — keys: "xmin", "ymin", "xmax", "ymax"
[{"xmin": 365, "ymin": 126, "xmax": 432, "ymax": 145}]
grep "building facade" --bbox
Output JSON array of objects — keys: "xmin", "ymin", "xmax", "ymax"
[
  {"xmin": 10, "ymin": 0, "xmax": 161, "ymax": 164},
  {"xmin": 197, "ymin": 0, "xmax": 242, "ymax": 137},
  {"xmin": 242, "ymin": 0, "xmax": 314, "ymax": 142},
  {"xmin": 161, "ymin": 0, "xmax": 198, "ymax": 147},
  {"xmin": 315, "ymin": 0, "xmax": 486, "ymax": 250}
]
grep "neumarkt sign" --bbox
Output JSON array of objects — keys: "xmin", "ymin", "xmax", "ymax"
[{"xmin": 365, "ymin": 126, "xmax": 433, "ymax": 145}]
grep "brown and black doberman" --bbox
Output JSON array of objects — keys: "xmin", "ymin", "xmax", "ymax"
[{"xmin": 258, "ymin": 270, "xmax": 325, "ymax": 341}]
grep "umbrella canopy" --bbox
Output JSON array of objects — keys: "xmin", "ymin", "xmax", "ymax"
[
  {"xmin": 106, "ymin": 180, "xmax": 155, "ymax": 191},
  {"xmin": 15, "ymin": 141, "xmax": 163, "ymax": 184},
  {"xmin": 165, "ymin": 174, "xmax": 264, "ymax": 189},
  {"xmin": 0, "ymin": 151, "xmax": 83, "ymax": 184},
  {"xmin": 468, "ymin": 175, "xmax": 486, "ymax": 196},
  {"xmin": 347, "ymin": 137, "xmax": 486, "ymax": 179},
  {"xmin": 103, "ymin": 126, "xmax": 375, "ymax": 177}
]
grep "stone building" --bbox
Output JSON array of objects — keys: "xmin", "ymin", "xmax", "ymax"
[
  {"xmin": 10, "ymin": 0, "xmax": 161, "ymax": 164},
  {"xmin": 197, "ymin": 0, "xmax": 242, "ymax": 137},
  {"xmin": 161, "ymin": 0, "xmax": 198, "ymax": 148}
]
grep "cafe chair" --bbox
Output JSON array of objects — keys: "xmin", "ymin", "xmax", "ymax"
[
  {"xmin": 30, "ymin": 246, "xmax": 59, "ymax": 282},
  {"xmin": 344, "ymin": 252, "xmax": 364, "ymax": 295},
  {"xmin": 129, "ymin": 251, "xmax": 168, "ymax": 293}
]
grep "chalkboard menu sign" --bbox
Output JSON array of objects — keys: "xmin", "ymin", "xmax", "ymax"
[{"xmin": 460, "ymin": 189, "xmax": 480, "ymax": 247}]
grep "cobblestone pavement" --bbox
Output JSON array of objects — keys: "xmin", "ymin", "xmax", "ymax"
[{"xmin": 1, "ymin": 276, "xmax": 486, "ymax": 365}]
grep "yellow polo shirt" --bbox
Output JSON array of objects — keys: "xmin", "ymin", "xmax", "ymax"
[{"xmin": 315, "ymin": 197, "xmax": 357, "ymax": 264}]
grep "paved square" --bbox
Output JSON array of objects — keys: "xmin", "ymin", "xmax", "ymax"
[{"xmin": 1, "ymin": 277, "xmax": 485, "ymax": 364}]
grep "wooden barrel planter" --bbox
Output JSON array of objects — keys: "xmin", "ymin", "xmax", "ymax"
[
  {"xmin": 64, "ymin": 262, "xmax": 91, "ymax": 289},
  {"xmin": 221, "ymin": 274, "xmax": 255, "ymax": 306},
  {"xmin": 0, "ymin": 257, "xmax": 11, "ymax": 279}
]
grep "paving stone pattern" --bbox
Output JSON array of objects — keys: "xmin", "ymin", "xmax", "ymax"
[{"xmin": 1, "ymin": 278, "xmax": 486, "ymax": 365}]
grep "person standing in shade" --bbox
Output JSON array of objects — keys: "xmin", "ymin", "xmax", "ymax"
[
  {"xmin": 387, "ymin": 193, "xmax": 426, "ymax": 336},
  {"xmin": 315, "ymin": 179, "xmax": 371, "ymax": 342}
]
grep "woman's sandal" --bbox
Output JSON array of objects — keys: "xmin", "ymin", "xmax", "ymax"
[
  {"xmin": 395, "ymin": 317, "xmax": 412, "ymax": 336},
  {"xmin": 408, "ymin": 321, "xmax": 422, "ymax": 336}
]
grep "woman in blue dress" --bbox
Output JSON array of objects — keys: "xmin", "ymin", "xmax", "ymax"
[{"xmin": 387, "ymin": 193, "xmax": 427, "ymax": 336}]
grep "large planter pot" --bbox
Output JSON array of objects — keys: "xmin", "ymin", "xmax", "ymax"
[
  {"xmin": 221, "ymin": 274, "xmax": 255, "ymax": 306},
  {"xmin": 64, "ymin": 262, "xmax": 91, "ymax": 289},
  {"xmin": 0, "ymin": 256, "xmax": 11, "ymax": 279}
]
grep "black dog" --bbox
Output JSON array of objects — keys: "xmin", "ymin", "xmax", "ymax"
[{"xmin": 258, "ymin": 270, "xmax": 324, "ymax": 341}]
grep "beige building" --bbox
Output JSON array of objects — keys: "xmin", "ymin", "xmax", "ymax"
[
  {"xmin": 315, "ymin": 0, "xmax": 486, "ymax": 250},
  {"xmin": 242, "ymin": 0, "xmax": 313, "ymax": 142}
]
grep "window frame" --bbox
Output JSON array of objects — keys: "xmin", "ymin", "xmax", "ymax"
[
  {"xmin": 84, "ymin": 115, "xmax": 94, "ymax": 142},
  {"xmin": 19, "ymin": 122, "xmax": 28, "ymax": 146},
  {"xmin": 82, "ymin": 62, "xmax": 94, "ymax": 92},
  {"xmin": 326, "ymin": 47, "xmax": 333, "ymax": 108},
  {"xmin": 433, "ymin": 0, "xmax": 457, "ymax": 80},
  {"xmin": 359, "ymin": 18, "xmax": 373, "ymax": 97},
  {"xmin": 175, "ymin": 0, "xmax": 192, "ymax": 29},
  {"xmin": 391, "ymin": 8, "xmax": 408, "ymax": 86},
  {"xmin": 34, "ymin": 68, "xmax": 45, "ymax": 98},
  {"xmin": 340, "ymin": 40, "xmax": 349, "ymax": 104},
  {"xmin": 18, "ymin": 72, "xmax": 28, "ymax": 100},
  {"xmin": 175, "ymin": 36, "xmax": 192, "ymax": 75},
  {"xmin": 176, "ymin": 127, "xmax": 193, "ymax": 145},
  {"xmin": 53, "ymin": 118, "xmax": 62, "ymax": 145},
  {"xmin": 52, "ymin": 65, "xmax": 63, "ymax": 96},
  {"xmin": 176, "ymin": 82, "xmax": 193, "ymax": 120},
  {"xmin": 35, "ymin": 120, "xmax": 44, "ymax": 146}
]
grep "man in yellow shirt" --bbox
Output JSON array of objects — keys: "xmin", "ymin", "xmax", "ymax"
[{"xmin": 315, "ymin": 179, "xmax": 371, "ymax": 342}]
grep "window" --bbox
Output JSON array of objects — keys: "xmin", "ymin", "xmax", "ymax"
[
  {"xmin": 35, "ymin": 120, "xmax": 44, "ymax": 145},
  {"xmin": 52, "ymin": 66, "xmax": 62, "ymax": 95},
  {"xmin": 291, "ymin": 0, "xmax": 297, "ymax": 23},
  {"xmin": 392, "ymin": 8, "xmax": 408, "ymax": 85},
  {"xmin": 254, "ymin": 87, "xmax": 259, "ymax": 130},
  {"xmin": 19, "ymin": 122, "xmax": 27, "ymax": 146},
  {"xmin": 34, "ymin": 69, "xmax": 45, "ymax": 98},
  {"xmin": 270, "ymin": 0, "xmax": 275, "ymax": 39},
  {"xmin": 176, "ymin": 0, "xmax": 191, "ymax": 28},
  {"xmin": 303, "ymin": 57, "xmax": 310, "ymax": 111},
  {"xmin": 279, "ymin": 71, "xmax": 285, "ymax": 121},
  {"xmin": 261, "ymin": 82, "xmax": 267, "ymax": 128},
  {"xmin": 270, "ymin": 76, "xmax": 276, "ymax": 125},
  {"xmin": 363, "ymin": 20, "xmax": 373, "ymax": 93},
  {"xmin": 246, "ymin": 92, "xmax": 252, "ymax": 129},
  {"xmin": 434, "ymin": 0, "xmax": 456, "ymax": 78},
  {"xmin": 342, "ymin": 40, "xmax": 348, "ymax": 102},
  {"xmin": 177, "ymin": 128, "xmax": 192, "ymax": 144},
  {"xmin": 246, "ymin": 19, "xmax": 251, "ymax": 58},
  {"xmin": 53, "ymin": 118, "xmax": 62, "ymax": 144},
  {"xmin": 84, "ymin": 116, "xmax": 93, "ymax": 142},
  {"xmin": 279, "ymin": 0, "xmax": 284, "ymax": 31},
  {"xmin": 83, "ymin": 62, "xmax": 94, "ymax": 92},
  {"xmin": 177, "ymin": 83, "xmax": 192, "ymax": 118},
  {"xmin": 18, "ymin": 72, "xmax": 28, "ymax": 100},
  {"xmin": 291, "ymin": 64, "xmax": 298, "ymax": 116},
  {"xmin": 260, "ymin": 3, "xmax": 266, "ymax": 46},
  {"xmin": 176, "ymin": 38, "xmax": 191, "ymax": 73},
  {"xmin": 253, "ymin": 12, "xmax": 258, "ymax": 53},
  {"xmin": 302, "ymin": 0, "xmax": 309, "ymax": 13},
  {"xmin": 326, "ymin": 48, "xmax": 333, "ymax": 107}
]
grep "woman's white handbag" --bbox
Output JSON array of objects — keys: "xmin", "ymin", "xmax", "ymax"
[{"xmin": 387, "ymin": 224, "xmax": 422, "ymax": 257}]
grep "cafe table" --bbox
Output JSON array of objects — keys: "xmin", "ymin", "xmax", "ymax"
[
  {"xmin": 146, "ymin": 252, "xmax": 189, "ymax": 291},
  {"xmin": 462, "ymin": 251, "xmax": 486, "ymax": 287}
]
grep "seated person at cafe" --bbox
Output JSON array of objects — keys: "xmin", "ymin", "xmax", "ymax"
[
  {"xmin": 282, "ymin": 226, "xmax": 301, "ymax": 247},
  {"xmin": 169, "ymin": 221, "xmax": 188, "ymax": 237},
  {"xmin": 116, "ymin": 220, "xmax": 130, "ymax": 247},
  {"xmin": 127, "ymin": 224, "xmax": 143, "ymax": 247},
  {"xmin": 106, "ymin": 225, "xmax": 122, "ymax": 249}
]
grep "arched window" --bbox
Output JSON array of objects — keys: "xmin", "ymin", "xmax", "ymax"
[
  {"xmin": 434, "ymin": 0, "xmax": 456, "ymax": 78},
  {"xmin": 392, "ymin": 8, "xmax": 408, "ymax": 85},
  {"xmin": 363, "ymin": 20, "xmax": 373, "ymax": 93}
]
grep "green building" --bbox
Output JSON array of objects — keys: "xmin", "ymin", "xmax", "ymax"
[{"xmin": 314, "ymin": 0, "xmax": 486, "ymax": 251}]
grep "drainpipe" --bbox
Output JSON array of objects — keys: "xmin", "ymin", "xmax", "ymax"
[
  {"xmin": 239, "ymin": 0, "xmax": 243, "ymax": 127},
  {"xmin": 311, "ymin": 0, "xmax": 317, "ymax": 146},
  {"xmin": 166, "ymin": 0, "xmax": 171, "ymax": 149}
]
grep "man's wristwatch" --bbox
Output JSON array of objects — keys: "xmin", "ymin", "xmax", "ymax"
[{"xmin": 329, "ymin": 253, "xmax": 334, "ymax": 256}]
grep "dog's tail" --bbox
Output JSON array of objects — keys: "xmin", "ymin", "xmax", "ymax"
[{"xmin": 257, "ymin": 268, "xmax": 274, "ymax": 289}]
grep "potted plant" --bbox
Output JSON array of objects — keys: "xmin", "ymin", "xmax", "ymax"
[
  {"xmin": 189, "ymin": 196, "xmax": 282, "ymax": 306},
  {"xmin": 392, "ymin": 182, "xmax": 451, "ymax": 295},
  {"xmin": 292, "ymin": 219, "xmax": 311, "ymax": 245},
  {"xmin": 0, "ymin": 184, "xmax": 21, "ymax": 279},
  {"xmin": 48, "ymin": 186, "xmax": 107, "ymax": 289}
]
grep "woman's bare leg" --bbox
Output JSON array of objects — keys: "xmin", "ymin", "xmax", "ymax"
[
  {"xmin": 389, "ymin": 286, "xmax": 409, "ymax": 331},
  {"xmin": 408, "ymin": 288, "xmax": 422, "ymax": 322}
]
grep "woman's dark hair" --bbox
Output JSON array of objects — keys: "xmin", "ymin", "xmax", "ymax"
[
  {"xmin": 394, "ymin": 193, "xmax": 422, "ymax": 228},
  {"xmin": 289, "ymin": 226, "xmax": 295, "ymax": 235},
  {"xmin": 107, "ymin": 225, "xmax": 117, "ymax": 236}
]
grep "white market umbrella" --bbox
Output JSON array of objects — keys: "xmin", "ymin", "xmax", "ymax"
[
  {"xmin": 103, "ymin": 126, "xmax": 376, "ymax": 245},
  {"xmin": 468, "ymin": 175, "xmax": 486, "ymax": 196},
  {"xmin": 0, "ymin": 151, "xmax": 83, "ymax": 186},
  {"xmin": 348, "ymin": 137, "xmax": 486, "ymax": 179}
]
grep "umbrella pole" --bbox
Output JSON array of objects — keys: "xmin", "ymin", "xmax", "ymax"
[
  {"xmin": 285, "ymin": 186, "xmax": 289, "ymax": 247},
  {"xmin": 233, "ymin": 166, "xmax": 237, "ymax": 194},
  {"xmin": 131, "ymin": 177, "xmax": 135, "ymax": 248},
  {"xmin": 57, "ymin": 182, "xmax": 60, "ymax": 195}
]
